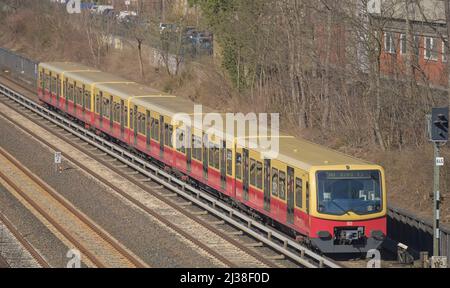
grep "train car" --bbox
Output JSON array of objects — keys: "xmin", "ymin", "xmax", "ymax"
[{"xmin": 37, "ymin": 62, "xmax": 387, "ymax": 254}]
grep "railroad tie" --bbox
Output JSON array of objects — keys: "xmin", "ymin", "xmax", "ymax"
[
  {"xmin": 191, "ymin": 211, "xmax": 208, "ymax": 216},
  {"xmin": 265, "ymin": 254, "xmax": 285, "ymax": 261},
  {"xmin": 226, "ymin": 231, "xmax": 244, "ymax": 236},
  {"xmin": 208, "ymin": 220, "xmax": 225, "ymax": 225},
  {"xmin": 125, "ymin": 171, "xmax": 139, "ymax": 176},
  {"xmin": 245, "ymin": 242, "xmax": 264, "ymax": 248}
]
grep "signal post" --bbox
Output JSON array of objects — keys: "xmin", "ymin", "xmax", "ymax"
[{"xmin": 429, "ymin": 107, "xmax": 448, "ymax": 265}]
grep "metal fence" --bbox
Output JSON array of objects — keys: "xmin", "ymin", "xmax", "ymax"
[
  {"xmin": 0, "ymin": 48, "xmax": 38, "ymax": 87},
  {"xmin": 388, "ymin": 205, "xmax": 450, "ymax": 266}
]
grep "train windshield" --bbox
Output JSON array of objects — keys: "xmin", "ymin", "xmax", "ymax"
[{"xmin": 316, "ymin": 170, "xmax": 382, "ymax": 216}]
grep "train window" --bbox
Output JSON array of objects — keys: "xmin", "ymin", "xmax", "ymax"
[
  {"xmin": 250, "ymin": 159, "xmax": 256, "ymax": 186},
  {"xmin": 226, "ymin": 149, "xmax": 232, "ymax": 176},
  {"xmin": 256, "ymin": 161, "xmax": 263, "ymax": 189},
  {"xmin": 77, "ymin": 87, "xmax": 83, "ymax": 105},
  {"xmin": 139, "ymin": 113, "xmax": 146, "ymax": 134},
  {"xmin": 40, "ymin": 71, "xmax": 44, "ymax": 89},
  {"xmin": 208, "ymin": 144, "xmax": 219, "ymax": 169},
  {"xmin": 151, "ymin": 118, "xmax": 160, "ymax": 141},
  {"xmin": 102, "ymin": 98, "xmax": 110, "ymax": 119},
  {"xmin": 279, "ymin": 171, "xmax": 286, "ymax": 200},
  {"xmin": 63, "ymin": 79, "xmax": 68, "ymax": 99},
  {"xmin": 295, "ymin": 177, "xmax": 303, "ymax": 208},
  {"xmin": 84, "ymin": 90, "xmax": 90, "ymax": 110},
  {"xmin": 176, "ymin": 128, "xmax": 185, "ymax": 153},
  {"xmin": 129, "ymin": 108, "xmax": 134, "ymax": 129},
  {"xmin": 235, "ymin": 153, "xmax": 242, "ymax": 180},
  {"xmin": 56, "ymin": 76, "xmax": 60, "ymax": 97},
  {"xmin": 192, "ymin": 135, "xmax": 201, "ymax": 160},
  {"xmin": 168, "ymin": 125, "xmax": 173, "ymax": 147},
  {"xmin": 208, "ymin": 143, "xmax": 214, "ymax": 167},
  {"xmin": 95, "ymin": 94, "xmax": 100, "ymax": 113},
  {"xmin": 68, "ymin": 83, "xmax": 74, "ymax": 101},
  {"xmin": 114, "ymin": 103, "xmax": 121, "ymax": 123},
  {"xmin": 48, "ymin": 73, "xmax": 52, "ymax": 92},
  {"xmin": 123, "ymin": 106, "xmax": 128, "ymax": 126},
  {"xmin": 164, "ymin": 124, "xmax": 173, "ymax": 147},
  {"xmin": 271, "ymin": 168, "xmax": 279, "ymax": 197},
  {"xmin": 51, "ymin": 77, "xmax": 57, "ymax": 94},
  {"xmin": 215, "ymin": 146, "xmax": 220, "ymax": 169}
]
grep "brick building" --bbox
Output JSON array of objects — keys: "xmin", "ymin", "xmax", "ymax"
[{"xmin": 376, "ymin": 0, "xmax": 448, "ymax": 88}]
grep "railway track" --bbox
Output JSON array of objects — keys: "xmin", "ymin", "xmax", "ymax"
[
  {"xmin": 0, "ymin": 146, "xmax": 148, "ymax": 268},
  {"xmin": 0, "ymin": 78, "xmax": 341, "ymax": 268},
  {"xmin": 0, "ymin": 212, "xmax": 49, "ymax": 268}
]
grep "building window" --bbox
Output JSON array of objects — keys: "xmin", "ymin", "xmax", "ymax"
[
  {"xmin": 424, "ymin": 37, "xmax": 438, "ymax": 61},
  {"xmin": 413, "ymin": 36, "xmax": 420, "ymax": 58},
  {"xmin": 384, "ymin": 32, "xmax": 395, "ymax": 54},
  {"xmin": 400, "ymin": 34, "xmax": 406, "ymax": 55},
  {"xmin": 443, "ymin": 40, "xmax": 448, "ymax": 63}
]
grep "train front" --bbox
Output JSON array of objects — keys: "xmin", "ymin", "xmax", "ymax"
[{"xmin": 308, "ymin": 166, "xmax": 387, "ymax": 254}]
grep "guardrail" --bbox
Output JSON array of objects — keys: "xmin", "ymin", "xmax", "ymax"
[
  {"xmin": 0, "ymin": 48, "xmax": 38, "ymax": 88},
  {"xmin": 388, "ymin": 205, "xmax": 450, "ymax": 265}
]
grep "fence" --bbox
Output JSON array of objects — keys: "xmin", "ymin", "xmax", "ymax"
[
  {"xmin": 0, "ymin": 48, "xmax": 38, "ymax": 87},
  {"xmin": 388, "ymin": 205, "xmax": 450, "ymax": 266}
]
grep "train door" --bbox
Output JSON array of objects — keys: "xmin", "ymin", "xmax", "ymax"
[
  {"xmin": 220, "ymin": 141, "xmax": 226, "ymax": 189},
  {"xmin": 65, "ymin": 78, "xmax": 69, "ymax": 112},
  {"xmin": 120, "ymin": 100, "xmax": 125, "ymax": 138},
  {"xmin": 146, "ymin": 110, "xmax": 151, "ymax": 149},
  {"xmin": 133, "ymin": 105, "xmax": 138, "ymax": 146},
  {"xmin": 160, "ymin": 115, "xmax": 165, "ymax": 157},
  {"xmin": 287, "ymin": 166, "xmax": 295, "ymax": 224},
  {"xmin": 186, "ymin": 126, "xmax": 192, "ymax": 172},
  {"xmin": 98, "ymin": 91, "xmax": 103, "ymax": 128},
  {"xmin": 109, "ymin": 95, "xmax": 113, "ymax": 130},
  {"xmin": 243, "ymin": 148, "xmax": 249, "ymax": 202},
  {"xmin": 264, "ymin": 159, "xmax": 271, "ymax": 211},
  {"xmin": 202, "ymin": 133, "xmax": 208, "ymax": 179},
  {"xmin": 56, "ymin": 75, "xmax": 60, "ymax": 107},
  {"xmin": 82, "ymin": 85, "xmax": 86, "ymax": 116}
]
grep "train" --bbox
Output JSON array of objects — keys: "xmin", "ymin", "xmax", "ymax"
[{"xmin": 37, "ymin": 62, "xmax": 387, "ymax": 254}]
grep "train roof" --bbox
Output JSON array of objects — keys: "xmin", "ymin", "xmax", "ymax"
[
  {"xmin": 40, "ymin": 62, "xmax": 96, "ymax": 74},
  {"xmin": 40, "ymin": 62, "xmax": 374, "ymax": 170}
]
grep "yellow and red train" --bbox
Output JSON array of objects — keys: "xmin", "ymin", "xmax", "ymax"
[{"xmin": 37, "ymin": 62, "xmax": 387, "ymax": 254}]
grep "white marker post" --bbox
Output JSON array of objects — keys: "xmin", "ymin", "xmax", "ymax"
[{"xmin": 54, "ymin": 152, "xmax": 62, "ymax": 173}]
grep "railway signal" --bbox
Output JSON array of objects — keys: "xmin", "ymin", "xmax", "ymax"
[
  {"xmin": 428, "ymin": 107, "xmax": 448, "ymax": 259},
  {"xmin": 431, "ymin": 108, "xmax": 449, "ymax": 142}
]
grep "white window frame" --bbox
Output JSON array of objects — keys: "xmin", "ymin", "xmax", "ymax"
[
  {"xmin": 424, "ymin": 37, "xmax": 438, "ymax": 61},
  {"xmin": 384, "ymin": 32, "xmax": 396, "ymax": 54},
  {"xmin": 443, "ymin": 40, "xmax": 447, "ymax": 63},
  {"xmin": 400, "ymin": 33, "xmax": 406, "ymax": 55}
]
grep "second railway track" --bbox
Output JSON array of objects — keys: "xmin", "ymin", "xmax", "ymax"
[{"xmin": 0, "ymin": 147, "xmax": 148, "ymax": 268}]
